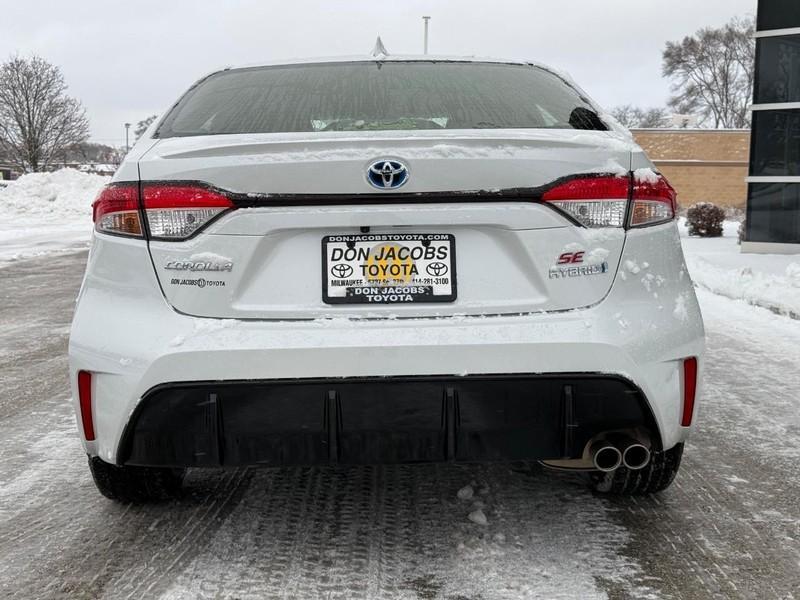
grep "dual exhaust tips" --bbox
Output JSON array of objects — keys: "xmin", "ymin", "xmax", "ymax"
[{"xmin": 590, "ymin": 435, "xmax": 651, "ymax": 472}]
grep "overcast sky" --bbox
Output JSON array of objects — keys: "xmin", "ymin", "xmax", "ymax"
[{"xmin": 0, "ymin": 0, "xmax": 756, "ymax": 146}]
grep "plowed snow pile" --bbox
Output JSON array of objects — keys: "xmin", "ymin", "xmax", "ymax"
[
  {"xmin": 680, "ymin": 219, "xmax": 800, "ymax": 319},
  {"xmin": 0, "ymin": 168, "xmax": 108, "ymax": 265}
]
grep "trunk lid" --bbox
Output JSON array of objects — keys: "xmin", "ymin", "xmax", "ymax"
[{"xmin": 140, "ymin": 130, "xmax": 632, "ymax": 319}]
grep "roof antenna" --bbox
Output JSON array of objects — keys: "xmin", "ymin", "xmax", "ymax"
[{"xmin": 371, "ymin": 36, "xmax": 388, "ymax": 58}]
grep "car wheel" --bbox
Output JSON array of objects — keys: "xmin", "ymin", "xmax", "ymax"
[
  {"xmin": 88, "ymin": 456, "xmax": 185, "ymax": 503},
  {"xmin": 591, "ymin": 443, "xmax": 684, "ymax": 495}
]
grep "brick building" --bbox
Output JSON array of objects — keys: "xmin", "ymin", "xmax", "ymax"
[{"xmin": 631, "ymin": 129, "xmax": 750, "ymax": 210}]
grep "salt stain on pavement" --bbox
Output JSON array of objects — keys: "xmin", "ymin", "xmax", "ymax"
[{"xmin": 157, "ymin": 464, "xmax": 656, "ymax": 600}]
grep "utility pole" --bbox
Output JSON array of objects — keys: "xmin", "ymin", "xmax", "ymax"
[
  {"xmin": 124, "ymin": 123, "xmax": 131, "ymax": 153},
  {"xmin": 423, "ymin": 16, "xmax": 431, "ymax": 54}
]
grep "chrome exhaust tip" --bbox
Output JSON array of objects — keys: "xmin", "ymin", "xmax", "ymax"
[
  {"xmin": 590, "ymin": 442, "xmax": 622, "ymax": 472},
  {"xmin": 622, "ymin": 444, "xmax": 651, "ymax": 470}
]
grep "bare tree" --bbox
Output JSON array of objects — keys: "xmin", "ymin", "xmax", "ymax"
[
  {"xmin": 611, "ymin": 105, "xmax": 668, "ymax": 128},
  {"xmin": 134, "ymin": 114, "xmax": 158, "ymax": 141},
  {"xmin": 0, "ymin": 55, "xmax": 89, "ymax": 172},
  {"xmin": 662, "ymin": 16, "xmax": 755, "ymax": 129}
]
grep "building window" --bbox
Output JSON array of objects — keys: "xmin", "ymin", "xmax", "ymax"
[
  {"xmin": 755, "ymin": 35, "xmax": 800, "ymax": 103},
  {"xmin": 747, "ymin": 183, "xmax": 800, "ymax": 244},
  {"xmin": 757, "ymin": 0, "xmax": 800, "ymax": 31},
  {"xmin": 750, "ymin": 109, "xmax": 800, "ymax": 176}
]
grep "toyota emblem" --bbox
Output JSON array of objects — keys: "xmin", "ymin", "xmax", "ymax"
[
  {"xmin": 426, "ymin": 262, "xmax": 448, "ymax": 276},
  {"xmin": 331, "ymin": 264, "xmax": 354, "ymax": 278}
]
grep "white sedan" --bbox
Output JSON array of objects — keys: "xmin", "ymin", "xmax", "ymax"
[{"xmin": 69, "ymin": 55, "xmax": 704, "ymax": 502}]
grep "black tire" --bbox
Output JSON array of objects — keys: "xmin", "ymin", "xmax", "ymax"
[
  {"xmin": 88, "ymin": 457, "xmax": 185, "ymax": 503},
  {"xmin": 591, "ymin": 443, "xmax": 684, "ymax": 495}
]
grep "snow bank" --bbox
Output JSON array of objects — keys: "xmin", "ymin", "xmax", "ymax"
[
  {"xmin": 1, "ymin": 168, "xmax": 107, "ymax": 220},
  {"xmin": 0, "ymin": 169, "xmax": 108, "ymax": 265},
  {"xmin": 680, "ymin": 219, "xmax": 800, "ymax": 319},
  {"xmin": 687, "ymin": 256, "xmax": 800, "ymax": 318}
]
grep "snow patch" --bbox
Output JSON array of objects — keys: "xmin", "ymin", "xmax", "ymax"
[
  {"xmin": 673, "ymin": 294, "xmax": 689, "ymax": 321},
  {"xmin": 456, "ymin": 485, "xmax": 474, "ymax": 501},
  {"xmin": 583, "ymin": 228, "xmax": 625, "ymax": 243},
  {"xmin": 468, "ymin": 508, "xmax": 488, "ymax": 526},
  {"xmin": 188, "ymin": 251, "xmax": 234, "ymax": 263},
  {"xmin": 624, "ymin": 259, "xmax": 641, "ymax": 275},
  {"xmin": 785, "ymin": 263, "xmax": 800, "ymax": 287},
  {"xmin": 586, "ymin": 247, "xmax": 609, "ymax": 265},
  {"xmin": 633, "ymin": 167, "xmax": 660, "ymax": 184},
  {"xmin": 560, "ymin": 242, "xmax": 583, "ymax": 254},
  {"xmin": 586, "ymin": 158, "xmax": 628, "ymax": 177}
]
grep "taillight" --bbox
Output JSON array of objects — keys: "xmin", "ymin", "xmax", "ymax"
[
  {"xmin": 542, "ymin": 175, "xmax": 630, "ymax": 228},
  {"xmin": 630, "ymin": 169, "xmax": 677, "ymax": 227},
  {"xmin": 77, "ymin": 370, "xmax": 95, "ymax": 441},
  {"xmin": 541, "ymin": 170, "xmax": 677, "ymax": 229},
  {"xmin": 681, "ymin": 357, "xmax": 698, "ymax": 427},
  {"xmin": 92, "ymin": 184, "xmax": 142, "ymax": 237},
  {"xmin": 142, "ymin": 184, "xmax": 234, "ymax": 240},
  {"xmin": 92, "ymin": 182, "xmax": 235, "ymax": 240}
]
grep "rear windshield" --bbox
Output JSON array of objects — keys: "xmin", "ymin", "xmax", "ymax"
[{"xmin": 156, "ymin": 62, "xmax": 608, "ymax": 137}]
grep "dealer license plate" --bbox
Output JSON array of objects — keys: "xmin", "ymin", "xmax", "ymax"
[{"xmin": 322, "ymin": 233, "xmax": 457, "ymax": 305}]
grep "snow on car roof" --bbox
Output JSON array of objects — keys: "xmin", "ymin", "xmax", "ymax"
[{"xmin": 225, "ymin": 54, "xmax": 538, "ymax": 71}]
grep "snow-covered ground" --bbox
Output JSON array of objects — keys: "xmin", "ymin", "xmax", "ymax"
[
  {"xmin": 0, "ymin": 169, "xmax": 107, "ymax": 265},
  {"xmin": 679, "ymin": 219, "xmax": 800, "ymax": 318}
]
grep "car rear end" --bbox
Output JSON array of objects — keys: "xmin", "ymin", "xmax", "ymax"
[{"xmin": 69, "ymin": 58, "xmax": 704, "ymax": 498}]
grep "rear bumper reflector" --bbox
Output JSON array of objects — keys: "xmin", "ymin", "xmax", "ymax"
[
  {"xmin": 681, "ymin": 358, "xmax": 698, "ymax": 427},
  {"xmin": 78, "ymin": 370, "xmax": 95, "ymax": 441}
]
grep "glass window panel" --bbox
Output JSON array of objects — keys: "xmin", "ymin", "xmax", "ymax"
[
  {"xmin": 750, "ymin": 110, "xmax": 800, "ymax": 176},
  {"xmin": 157, "ymin": 62, "xmax": 607, "ymax": 138},
  {"xmin": 746, "ymin": 183, "xmax": 800, "ymax": 244},
  {"xmin": 758, "ymin": 0, "xmax": 800, "ymax": 31},
  {"xmin": 755, "ymin": 35, "xmax": 800, "ymax": 103}
]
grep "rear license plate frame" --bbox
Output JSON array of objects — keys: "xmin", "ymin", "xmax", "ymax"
[{"xmin": 322, "ymin": 233, "xmax": 457, "ymax": 305}]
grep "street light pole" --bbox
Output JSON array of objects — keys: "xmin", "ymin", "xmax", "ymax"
[
  {"xmin": 124, "ymin": 123, "xmax": 131, "ymax": 153},
  {"xmin": 423, "ymin": 16, "xmax": 430, "ymax": 54}
]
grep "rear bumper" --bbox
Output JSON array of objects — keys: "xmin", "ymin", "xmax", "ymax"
[
  {"xmin": 69, "ymin": 224, "xmax": 705, "ymax": 466},
  {"xmin": 120, "ymin": 374, "xmax": 657, "ymax": 467}
]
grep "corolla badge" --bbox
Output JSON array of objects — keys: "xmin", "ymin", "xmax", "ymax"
[
  {"xmin": 165, "ymin": 259, "xmax": 233, "ymax": 272},
  {"xmin": 367, "ymin": 160, "xmax": 409, "ymax": 189}
]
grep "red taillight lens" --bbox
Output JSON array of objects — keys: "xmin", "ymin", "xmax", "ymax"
[
  {"xmin": 630, "ymin": 170, "xmax": 677, "ymax": 227},
  {"xmin": 92, "ymin": 184, "xmax": 142, "ymax": 237},
  {"xmin": 541, "ymin": 170, "xmax": 677, "ymax": 229},
  {"xmin": 142, "ymin": 184, "xmax": 234, "ymax": 240},
  {"xmin": 542, "ymin": 175, "xmax": 630, "ymax": 228},
  {"xmin": 681, "ymin": 357, "xmax": 698, "ymax": 427},
  {"xmin": 92, "ymin": 182, "xmax": 236, "ymax": 240},
  {"xmin": 78, "ymin": 370, "xmax": 95, "ymax": 441}
]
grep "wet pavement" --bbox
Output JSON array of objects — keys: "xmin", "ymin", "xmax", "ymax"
[{"xmin": 1, "ymin": 251, "xmax": 798, "ymax": 599}]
